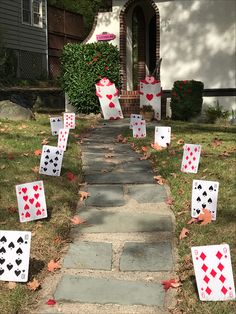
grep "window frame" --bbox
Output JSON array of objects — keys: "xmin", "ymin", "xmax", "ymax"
[{"xmin": 21, "ymin": 0, "xmax": 43, "ymax": 28}]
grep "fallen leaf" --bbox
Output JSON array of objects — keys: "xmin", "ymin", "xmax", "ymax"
[
  {"xmin": 34, "ymin": 149, "xmax": 42, "ymax": 156},
  {"xmin": 105, "ymin": 153, "xmax": 114, "ymax": 158},
  {"xmin": 165, "ymin": 198, "xmax": 174, "ymax": 205},
  {"xmin": 151, "ymin": 143, "xmax": 163, "ymax": 151},
  {"xmin": 130, "ymin": 143, "xmax": 136, "ymax": 150},
  {"xmin": 70, "ymin": 215, "xmax": 87, "ymax": 225},
  {"xmin": 212, "ymin": 138, "xmax": 222, "ymax": 147},
  {"xmin": 19, "ymin": 124, "xmax": 27, "ymax": 129},
  {"xmin": 198, "ymin": 208, "xmax": 212, "ymax": 225},
  {"xmin": 122, "ymin": 137, "xmax": 128, "ymax": 144},
  {"xmin": 66, "ymin": 171, "xmax": 77, "ymax": 181},
  {"xmin": 46, "ymin": 299, "xmax": 56, "ymax": 306},
  {"xmin": 7, "ymin": 154, "xmax": 14, "ymax": 160},
  {"xmin": 54, "ymin": 236, "xmax": 62, "ymax": 244},
  {"xmin": 41, "ymin": 138, "xmax": 49, "ymax": 145},
  {"xmin": 219, "ymin": 151, "xmax": 231, "ymax": 157},
  {"xmin": 177, "ymin": 139, "xmax": 184, "ymax": 145},
  {"xmin": 0, "ymin": 165, "xmax": 6, "ymax": 170},
  {"xmin": 47, "ymin": 259, "xmax": 61, "ymax": 272},
  {"xmin": 79, "ymin": 191, "xmax": 89, "ymax": 201},
  {"xmin": 7, "ymin": 207, "xmax": 17, "ymax": 213},
  {"xmin": 187, "ymin": 217, "xmax": 198, "ymax": 224},
  {"xmin": 139, "ymin": 153, "xmax": 151, "ymax": 160},
  {"xmin": 116, "ymin": 134, "xmax": 124, "ymax": 142},
  {"xmin": 22, "ymin": 153, "xmax": 29, "ymax": 157},
  {"xmin": 27, "ymin": 278, "xmax": 40, "ymax": 291},
  {"xmin": 178, "ymin": 188, "xmax": 184, "ymax": 195},
  {"xmin": 108, "ymin": 147, "xmax": 114, "ymax": 152},
  {"xmin": 141, "ymin": 146, "xmax": 148, "ymax": 152},
  {"xmin": 168, "ymin": 150, "xmax": 176, "ymax": 156},
  {"xmin": 39, "ymin": 131, "xmax": 46, "ymax": 135},
  {"xmin": 179, "ymin": 227, "xmax": 189, "ymax": 240},
  {"xmin": 161, "ymin": 279, "xmax": 182, "ymax": 291},
  {"xmin": 202, "ymin": 168, "xmax": 208, "ymax": 173},
  {"xmin": 153, "ymin": 175, "xmax": 165, "ymax": 185},
  {"xmin": 31, "ymin": 166, "xmax": 39, "ymax": 173},
  {"xmin": 7, "ymin": 282, "xmax": 17, "ymax": 290},
  {"xmin": 170, "ymin": 172, "xmax": 177, "ymax": 178}
]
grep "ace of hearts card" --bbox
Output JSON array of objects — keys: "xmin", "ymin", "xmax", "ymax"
[
  {"xmin": 191, "ymin": 180, "xmax": 219, "ymax": 220},
  {"xmin": 64, "ymin": 112, "xmax": 75, "ymax": 129},
  {"xmin": 15, "ymin": 181, "xmax": 47, "ymax": 223},
  {"xmin": 191, "ymin": 244, "xmax": 235, "ymax": 301},
  {"xmin": 57, "ymin": 128, "xmax": 69, "ymax": 151},
  {"xmin": 0, "ymin": 230, "xmax": 31, "ymax": 282},
  {"xmin": 130, "ymin": 114, "xmax": 143, "ymax": 129},
  {"xmin": 39, "ymin": 145, "xmax": 64, "ymax": 176},
  {"xmin": 132, "ymin": 120, "xmax": 146, "ymax": 138},
  {"xmin": 154, "ymin": 126, "xmax": 171, "ymax": 147},
  {"xmin": 181, "ymin": 144, "xmax": 201, "ymax": 173},
  {"xmin": 50, "ymin": 116, "xmax": 63, "ymax": 135}
]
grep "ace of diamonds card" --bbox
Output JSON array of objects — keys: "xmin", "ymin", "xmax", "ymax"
[
  {"xmin": 15, "ymin": 181, "xmax": 47, "ymax": 223},
  {"xmin": 191, "ymin": 180, "xmax": 219, "ymax": 220},
  {"xmin": 39, "ymin": 145, "xmax": 64, "ymax": 176},
  {"xmin": 181, "ymin": 144, "xmax": 201, "ymax": 174},
  {"xmin": 132, "ymin": 120, "xmax": 146, "ymax": 138},
  {"xmin": 64, "ymin": 112, "xmax": 75, "ymax": 129},
  {"xmin": 0, "ymin": 230, "xmax": 31, "ymax": 282},
  {"xmin": 191, "ymin": 244, "xmax": 235, "ymax": 301}
]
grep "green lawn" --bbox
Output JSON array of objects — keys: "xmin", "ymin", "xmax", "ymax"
[
  {"xmin": 123, "ymin": 120, "xmax": 236, "ymax": 314},
  {"xmin": 0, "ymin": 114, "xmax": 97, "ymax": 314}
]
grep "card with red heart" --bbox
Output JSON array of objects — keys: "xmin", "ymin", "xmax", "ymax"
[
  {"xmin": 15, "ymin": 181, "xmax": 47, "ymax": 223},
  {"xmin": 191, "ymin": 244, "xmax": 235, "ymax": 301},
  {"xmin": 181, "ymin": 144, "xmax": 201, "ymax": 174},
  {"xmin": 64, "ymin": 113, "xmax": 75, "ymax": 129},
  {"xmin": 57, "ymin": 128, "xmax": 69, "ymax": 151},
  {"xmin": 130, "ymin": 114, "xmax": 143, "ymax": 129},
  {"xmin": 132, "ymin": 120, "xmax": 146, "ymax": 138}
]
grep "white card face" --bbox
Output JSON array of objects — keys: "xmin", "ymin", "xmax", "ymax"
[
  {"xmin": 132, "ymin": 120, "xmax": 146, "ymax": 138},
  {"xmin": 181, "ymin": 144, "xmax": 201, "ymax": 174},
  {"xmin": 130, "ymin": 114, "xmax": 143, "ymax": 129},
  {"xmin": 0, "ymin": 230, "xmax": 31, "ymax": 282},
  {"xmin": 16, "ymin": 181, "xmax": 47, "ymax": 223},
  {"xmin": 39, "ymin": 145, "xmax": 64, "ymax": 176},
  {"xmin": 58, "ymin": 128, "xmax": 69, "ymax": 151},
  {"xmin": 64, "ymin": 113, "xmax": 75, "ymax": 129},
  {"xmin": 154, "ymin": 126, "xmax": 171, "ymax": 147},
  {"xmin": 191, "ymin": 244, "xmax": 235, "ymax": 301},
  {"xmin": 140, "ymin": 76, "xmax": 161, "ymax": 120},
  {"xmin": 50, "ymin": 116, "xmax": 63, "ymax": 135},
  {"xmin": 191, "ymin": 180, "xmax": 219, "ymax": 220},
  {"xmin": 95, "ymin": 78, "xmax": 124, "ymax": 120}
]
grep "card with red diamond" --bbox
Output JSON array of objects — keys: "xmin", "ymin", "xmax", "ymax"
[
  {"xmin": 15, "ymin": 181, "xmax": 47, "ymax": 223},
  {"xmin": 191, "ymin": 244, "xmax": 235, "ymax": 301},
  {"xmin": 181, "ymin": 144, "xmax": 201, "ymax": 173}
]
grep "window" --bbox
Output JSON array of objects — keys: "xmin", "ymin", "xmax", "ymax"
[{"xmin": 22, "ymin": 0, "xmax": 43, "ymax": 27}]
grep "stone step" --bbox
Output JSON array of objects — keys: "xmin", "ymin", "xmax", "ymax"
[{"xmin": 54, "ymin": 275, "xmax": 165, "ymax": 306}]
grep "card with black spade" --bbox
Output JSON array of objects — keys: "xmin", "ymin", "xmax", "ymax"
[
  {"xmin": 39, "ymin": 145, "xmax": 64, "ymax": 176},
  {"xmin": 191, "ymin": 180, "xmax": 219, "ymax": 220},
  {"xmin": 0, "ymin": 230, "xmax": 31, "ymax": 282},
  {"xmin": 155, "ymin": 126, "xmax": 171, "ymax": 147},
  {"xmin": 50, "ymin": 116, "xmax": 63, "ymax": 136}
]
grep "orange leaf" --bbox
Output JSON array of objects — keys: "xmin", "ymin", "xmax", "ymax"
[
  {"xmin": 66, "ymin": 171, "xmax": 77, "ymax": 181},
  {"xmin": 34, "ymin": 149, "xmax": 42, "ymax": 156},
  {"xmin": 141, "ymin": 146, "xmax": 148, "ymax": 152},
  {"xmin": 212, "ymin": 138, "xmax": 222, "ymax": 147},
  {"xmin": 139, "ymin": 153, "xmax": 151, "ymax": 160},
  {"xmin": 198, "ymin": 208, "xmax": 212, "ymax": 225},
  {"xmin": 187, "ymin": 217, "xmax": 198, "ymax": 224},
  {"xmin": 153, "ymin": 175, "xmax": 165, "ymax": 185},
  {"xmin": 7, "ymin": 282, "xmax": 17, "ymax": 290},
  {"xmin": 219, "ymin": 151, "xmax": 231, "ymax": 157},
  {"xmin": 151, "ymin": 143, "xmax": 163, "ymax": 151},
  {"xmin": 7, "ymin": 154, "xmax": 14, "ymax": 160},
  {"xmin": 46, "ymin": 299, "xmax": 56, "ymax": 306},
  {"xmin": 122, "ymin": 137, "xmax": 128, "ymax": 144},
  {"xmin": 41, "ymin": 138, "xmax": 49, "ymax": 145},
  {"xmin": 161, "ymin": 279, "xmax": 181, "ymax": 291},
  {"xmin": 47, "ymin": 259, "xmax": 61, "ymax": 272},
  {"xmin": 7, "ymin": 207, "xmax": 17, "ymax": 213},
  {"xmin": 177, "ymin": 139, "xmax": 184, "ymax": 145},
  {"xmin": 31, "ymin": 166, "xmax": 39, "ymax": 173},
  {"xmin": 179, "ymin": 227, "xmax": 189, "ymax": 240},
  {"xmin": 70, "ymin": 215, "xmax": 87, "ymax": 225},
  {"xmin": 170, "ymin": 172, "xmax": 177, "ymax": 178},
  {"xmin": 27, "ymin": 278, "xmax": 40, "ymax": 291},
  {"xmin": 79, "ymin": 191, "xmax": 89, "ymax": 201},
  {"xmin": 116, "ymin": 134, "xmax": 124, "ymax": 142}
]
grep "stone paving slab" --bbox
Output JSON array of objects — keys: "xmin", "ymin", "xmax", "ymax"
[
  {"xmin": 85, "ymin": 171, "xmax": 154, "ymax": 184},
  {"xmin": 63, "ymin": 242, "xmax": 112, "ymax": 270},
  {"xmin": 85, "ymin": 185, "xmax": 125, "ymax": 207},
  {"xmin": 75, "ymin": 210, "xmax": 173, "ymax": 233},
  {"xmin": 127, "ymin": 184, "xmax": 167, "ymax": 203},
  {"xmin": 120, "ymin": 242, "xmax": 173, "ymax": 271},
  {"xmin": 54, "ymin": 275, "xmax": 165, "ymax": 306}
]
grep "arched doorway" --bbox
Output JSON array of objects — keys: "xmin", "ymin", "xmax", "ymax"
[{"xmin": 119, "ymin": 0, "xmax": 160, "ymax": 91}]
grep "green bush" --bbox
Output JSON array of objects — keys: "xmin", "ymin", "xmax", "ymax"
[
  {"xmin": 204, "ymin": 101, "xmax": 230, "ymax": 124},
  {"xmin": 61, "ymin": 42, "xmax": 120, "ymax": 114},
  {"xmin": 170, "ymin": 80, "xmax": 204, "ymax": 121}
]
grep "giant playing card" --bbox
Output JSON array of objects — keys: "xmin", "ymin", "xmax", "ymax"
[
  {"xmin": 58, "ymin": 128, "xmax": 69, "ymax": 151},
  {"xmin": 64, "ymin": 112, "xmax": 75, "ymax": 129},
  {"xmin": 16, "ymin": 181, "xmax": 47, "ymax": 222},
  {"xmin": 155, "ymin": 126, "xmax": 171, "ymax": 147},
  {"xmin": 181, "ymin": 144, "xmax": 201, "ymax": 174},
  {"xmin": 0, "ymin": 230, "xmax": 31, "ymax": 282},
  {"xmin": 95, "ymin": 77, "xmax": 124, "ymax": 120},
  {"xmin": 191, "ymin": 180, "xmax": 219, "ymax": 220},
  {"xmin": 133, "ymin": 120, "xmax": 146, "ymax": 138},
  {"xmin": 39, "ymin": 145, "xmax": 64, "ymax": 176},
  {"xmin": 50, "ymin": 116, "xmax": 63, "ymax": 135},
  {"xmin": 130, "ymin": 114, "xmax": 142, "ymax": 129},
  {"xmin": 191, "ymin": 244, "xmax": 235, "ymax": 301},
  {"xmin": 139, "ymin": 76, "xmax": 161, "ymax": 120}
]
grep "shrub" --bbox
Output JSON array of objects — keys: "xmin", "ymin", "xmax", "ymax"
[
  {"xmin": 204, "ymin": 101, "xmax": 230, "ymax": 124},
  {"xmin": 61, "ymin": 42, "xmax": 120, "ymax": 114},
  {"xmin": 141, "ymin": 105, "xmax": 154, "ymax": 112},
  {"xmin": 170, "ymin": 80, "xmax": 204, "ymax": 121}
]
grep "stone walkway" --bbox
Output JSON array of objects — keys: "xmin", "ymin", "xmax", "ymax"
[{"xmin": 38, "ymin": 119, "xmax": 176, "ymax": 314}]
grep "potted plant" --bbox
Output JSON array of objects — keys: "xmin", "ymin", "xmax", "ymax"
[{"xmin": 140, "ymin": 105, "xmax": 154, "ymax": 121}]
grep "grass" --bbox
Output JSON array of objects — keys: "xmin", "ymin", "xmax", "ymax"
[
  {"xmin": 0, "ymin": 113, "xmax": 97, "ymax": 314},
  {"xmin": 123, "ymin": 120, "xmax": 236, "ymax": 314}
]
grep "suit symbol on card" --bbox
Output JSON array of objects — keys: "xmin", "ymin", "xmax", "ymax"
[
  {"xmin": 17, "ymin": 237, "xmax": 23, "ymax": 244},
  {"xmin": 46, "ymin": 149, "xmax": 50, "ymax": 153},
  {"xmin": 15, "ymin": 258, "xmax": 22, "ymax": 265},
  {"xmin": 15, "ymin": 270, "xmax": 21, "ymax": 277},
  {"xmin": 208, "ymin": 198, "xmax": 212, "ymax": 204},
  {"xmin": 197, "ymin": 185, "xmax": 202, "ymax": 189},
  {"xmin": 8, "ymin": 242, "xmax": 15, "ymax": 249},
  {"xmin": 0, "ymin": 247, "xmax": 6, "ymax": 254},
  {"xmin": 202, "ymin": 204, "xmax": 206, "ymax": 208},
  {"xmin": 7, "ymin": 263, "xmax": 13, "ymax": 271},
  {"xmin": 0, "ymin": 258, "xmax": 5, "ymax": 264},
  {"xmin": 197, "ymin": 197, "xmax": 201, "ymax": 202},
  {"xmin": 45, "ymin": 155, "xmax": 49, "ymax": 160},
  {"xmin": 203, "ymin": 191, "xmax": 207, "ymax": 196},
  {"xmin": 0, "ymin": 236, "xmax": 7, "ymax": 243},
  {"xmin": 0, "ymin": 269, "xmax": 4, "ymax": 275},
  {"xmin": 16, "ymin": 248, "xmax": 23, "ymax": 255}
]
